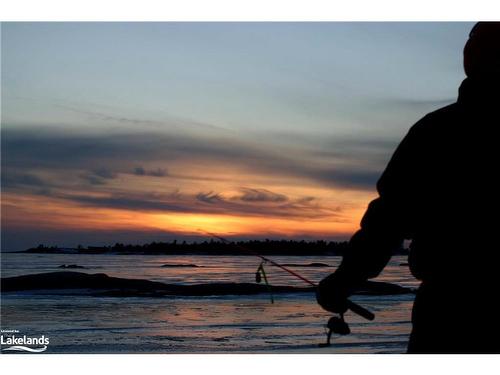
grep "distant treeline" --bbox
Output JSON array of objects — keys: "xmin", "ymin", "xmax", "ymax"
[{"xmin": 23, "ymin": 240, "xmax": 409, "ymax": 256}]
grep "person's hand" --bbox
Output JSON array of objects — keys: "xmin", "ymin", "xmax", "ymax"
[{"xmin": 316, "ymin": 273, "xmax": 352, "ymax": 314}]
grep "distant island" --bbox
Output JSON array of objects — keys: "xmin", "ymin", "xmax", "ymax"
[{"xmin": 22, "ymin": 239, "xmax": 409, "ymax": 256}]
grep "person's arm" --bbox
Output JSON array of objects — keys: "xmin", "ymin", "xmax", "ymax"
[{"xmin": 317, "ymin": 120, "xmax": 424, "ymax": 313}]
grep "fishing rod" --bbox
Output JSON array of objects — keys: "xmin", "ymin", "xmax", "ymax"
[
  {"xmin": 206, "ymin": 232, "xmax": 317, "ymax": 287},
  {"xmin": 202, "ymin": 231, "xmax": 375, "ymax": 346}
]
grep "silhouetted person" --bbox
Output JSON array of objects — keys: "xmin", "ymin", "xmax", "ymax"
[{"xmin": 316, "ymin": 22, "xmax": 500, "ymax": 353}]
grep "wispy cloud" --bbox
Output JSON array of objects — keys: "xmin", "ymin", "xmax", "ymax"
[
  {"xmin": 1, "ymin": 171, "xmax": 47, "ymax": 189},
  {"xmin": 79, "ymin": 167, "xmax": 118, "ymax": 185},
  {"xmin": 236, "ymin": 188, "xmax": 288, "ymax": 203},
  {"xmin": 27, "ymin": 186, "xmax": 342, "ymax": 220},
  {"xmin": 54, "ymin": 104, "xmax": 229, "ymax": 133},
  {"xmin": 2, "ymin": 126, "xmax": 388, "ymax": 191},
  {"xmin": 133, "ymin": 166, "xmax": 168, "ymax": 177},
  {"xmin": 196, "ymin": 191, "xmax": 223, "ymax": 204}
]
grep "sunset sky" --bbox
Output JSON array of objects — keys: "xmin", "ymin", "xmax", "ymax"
[{"xmin": 1, "ymin": 22, "xmax": 472, "ymax": 250}]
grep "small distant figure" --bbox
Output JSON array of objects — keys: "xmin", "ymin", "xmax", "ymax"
[{"xmin": 317, "ymin": 22, "xmax": 500, "ymax": 353}]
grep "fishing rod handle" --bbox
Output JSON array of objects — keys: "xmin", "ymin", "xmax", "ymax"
[{"xmin": 347, "ymin": 300, "xmax": 375, "ymax": 321}]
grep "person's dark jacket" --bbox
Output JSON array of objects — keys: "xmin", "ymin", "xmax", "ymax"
[{"xmin": 317, "ymin": 76, "xmax": 500, "ymax": 352}]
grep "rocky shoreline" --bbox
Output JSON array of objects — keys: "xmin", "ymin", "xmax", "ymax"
[{"xmin": 1, "ymin": 271, "xmax": 414, "ymax": 297}]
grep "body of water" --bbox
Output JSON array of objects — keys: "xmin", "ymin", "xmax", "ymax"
[{"xmin": 1, "ymin": 253, "xmax": 418, "ymax": 353}]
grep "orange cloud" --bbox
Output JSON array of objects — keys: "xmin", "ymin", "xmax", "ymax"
[{"xmin": 1, "ymin": 187, "xmax": 373, "ymax": 241}]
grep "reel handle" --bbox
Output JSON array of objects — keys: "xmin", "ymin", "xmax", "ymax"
[{"xmin": 347, "ymin": 300, "xmax": 375, "ymax": 321}]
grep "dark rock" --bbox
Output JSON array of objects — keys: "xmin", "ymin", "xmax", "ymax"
[
  {"xmin": 0, "ymin": 272, "xmax": 308, "ymax": 296},
  {"xmin": 0, "ymin": 271, "xmax": 415, "ymax": 297}
]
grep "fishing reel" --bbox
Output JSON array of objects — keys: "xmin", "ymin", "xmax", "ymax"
[
  {"xmin": 318, "ymin": 301, "xmax": 374, "ymax": 347},
  {"xmin": 319, "ymin": 313, "xmax": 351, "ymax": 347}
]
